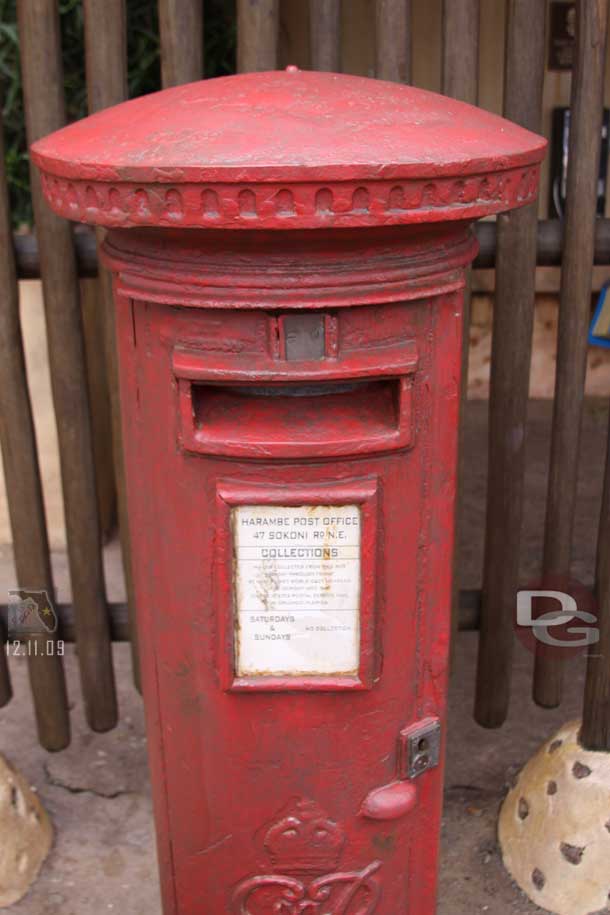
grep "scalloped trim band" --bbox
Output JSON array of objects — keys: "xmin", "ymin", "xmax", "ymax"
[{"xmin": 39, "ymin": 165, "xmax": 540, "ymax": 230}]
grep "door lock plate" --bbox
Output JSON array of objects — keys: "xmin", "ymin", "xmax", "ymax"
[{"xmin": 399, "ymin": 718, "xmax": 442, "ymax": 780}]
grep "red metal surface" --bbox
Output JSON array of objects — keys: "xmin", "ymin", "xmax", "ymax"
[
  {"xmin": 31, "ymin": 70, "xmax": 545, "ymax": 230},
  {"xmin": 112, "ymin": 256, "xmax": 463, "ymax": 914},
  {"xmin": 32, "ymin": 71, "xmax": 546, "ymax": 914}
]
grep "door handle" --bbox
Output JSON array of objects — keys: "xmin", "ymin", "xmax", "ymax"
[
  {"xmin": 360, "ymin": 781, "xmax": 417, "ymax": 820},
  {"xmin": 360, "ymin": 718, "xmax": 441, "ymax": 822}
]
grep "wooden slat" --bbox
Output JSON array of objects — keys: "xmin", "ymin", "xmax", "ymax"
[
  {"xmin": 0, "ymin": 650, "xmax": 9, "ymax": 709},
  {"xmin": 65, "ymin": 0, "xmax": 123, "ymax": 534},
  {"xmin": 442, "ymin": 0, "xmax": 479, "ymax": 667},
  {"xmin": 80, "ymin": 278, "xmax": 116, "ymax": 540},
  {"xmin": 0, "ymin": 127, "xmax": 14, "ymax": 712},
  {"xmin": 84, "ymin": 0, "xmax": 126, "ymax": 109},
  {"xmin": 310, "ymin": 0, "xmax": 341, "ymax": 71},
  {"xmin": 83, "ymin": 0, "xmax": 140, "ymax": 692},
  {"xmin": 18, "ymin": 0, "xmax": 117, "ymax": 732},
  {"xmin": 159, "ymin": 0, "xmax": 204, "ymax": 87},
  {"xmin": 581, "ymin": 402, "xmax": 610, "ymax": 750},
  {"xmin": 375, "ymin": 0, "xmax": 411, "ymax": 83},
  {"xmin": 442, "ymin": 0, "xmax": 479, "ymax": 103},
  {"xmin": 0, "ymin": 115, "xmax": 70, "ymax": 746},
  {"xmin": 237, "ymin": 0, "xmax": 279, "ymax": 73},
  {"xmin": 475, "ymin": 0, "xmax": 545, "ymax": 728},
  {"xmin": 535, "ymin": 0, "xmax": 609, "ymax": 709}
]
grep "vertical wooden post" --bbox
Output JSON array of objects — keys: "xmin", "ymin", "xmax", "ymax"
[
  {"xmin": 535, "ymin": 0, "xmax": 609, "ymax": 708},
  {"xmin": 74, "ymin": 2, "xmax": 122, "ymax": 545},
  {"xmin": 0, "ymin": 129, "xmax": 16, "ymax": 714},
  {"xmin": 0, "ymin": 650, "xmax": 9, "ymax": 711},
  {"xmin": 0, "ymin": 121, "xmax": 70, "ymax": 745},
  {"xmin": 18, "ymin": 0, "xmax": 117, "ymax": 732},
  {"xmin": 310, "ymin": 0, "xmax": 341, "ymax": 72},
  {"xmin": 80, "ymin": 277, "xmax": 117, "ymax": 540},
  {"xmin": 475, "ymin": 0, "xmax": 545, "ymax": 727},
  {"xmin": 581, "ymin": 404, "xmax": 610, "ymax": 750},
  {"xmin": 159, "ymin": 0, "xmax": 204, "ymax": 87},
  {"xmin": 442, "ymin": 0, "xmax": 479, "ymax": 103},
  {"xmin": 237, "ymin": 0, "xmax": 279, "ymax": 73},
  {"xmin": 83, "ymin": 0, "xmax": 141, "ymax": 691},
  {"xmin": 84, "ymin": 0, "xmax": 127, "ymax": 111},
  {"xmin": 375, "ymin": 0, "xmax": 411, "ymax": 83},
  {"xmin": 442, "ymin": 0, "xmax": 480, "ymax": 667}
]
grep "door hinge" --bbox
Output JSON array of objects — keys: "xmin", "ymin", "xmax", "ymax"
[{"xmin": 398, "ymin": 718, "xmax": 442, "ymax": 780}]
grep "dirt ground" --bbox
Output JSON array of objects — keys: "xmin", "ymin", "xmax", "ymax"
[{"xmin": 0, "ymin": 398, "xmax": 607, "ymax": 914}]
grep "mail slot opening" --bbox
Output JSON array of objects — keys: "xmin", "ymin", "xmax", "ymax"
[
  {"xmin": 206, "ymin": 380, "xmax": 369, "ymax": 397},
  {"xmin": 182, "ymin": 377, "xmax": 412, "ymax": 459}
]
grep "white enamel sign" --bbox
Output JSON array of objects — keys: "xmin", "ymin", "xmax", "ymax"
[{"xmin": 233, "ymin": 504, "xmax": 361, "ymax": 677}]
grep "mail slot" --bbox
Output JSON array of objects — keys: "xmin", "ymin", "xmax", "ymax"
[
  {"xmin": 179, "ymin": 377, "xmax": 413, "ymax": 458},
  {"xmin": 32, "ymin": 69, "xmax": 546, "ymax": 914}
]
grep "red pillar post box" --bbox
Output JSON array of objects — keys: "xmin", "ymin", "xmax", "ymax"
[{"xmin": 32, "ymin": 70, "xmax": 545, "ymax": 914}]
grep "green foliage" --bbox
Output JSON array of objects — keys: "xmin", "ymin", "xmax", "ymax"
[
  {"xmin": 0, "ymin": 0, "xmax": 236, "ymax": 227},
  {"xmin": 0, "ymin": 3, "xmax": 28, "ymax": 225}
]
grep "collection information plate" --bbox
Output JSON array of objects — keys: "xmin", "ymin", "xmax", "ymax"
[{"xmin": 233, "ymin": 504, "xmax": 361, "ymax": 677}]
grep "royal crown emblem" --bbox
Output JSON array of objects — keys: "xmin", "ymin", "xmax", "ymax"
[
  {"xmin": 232, "ymin": 799, "xmax": 382, "ymax": 915},
  {"xmin": 264, "ymin": 799, "xmax": 345, "ymax": 876}
]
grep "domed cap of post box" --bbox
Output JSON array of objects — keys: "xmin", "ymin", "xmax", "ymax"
[{"xmin": 31, "ymin": 69, "xmax": 546, "ymax": 231}]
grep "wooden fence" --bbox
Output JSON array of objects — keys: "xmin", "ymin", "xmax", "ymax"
[{"xmin": 1, "ymin": 0, "xmax": 609, "ymax": 754}]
